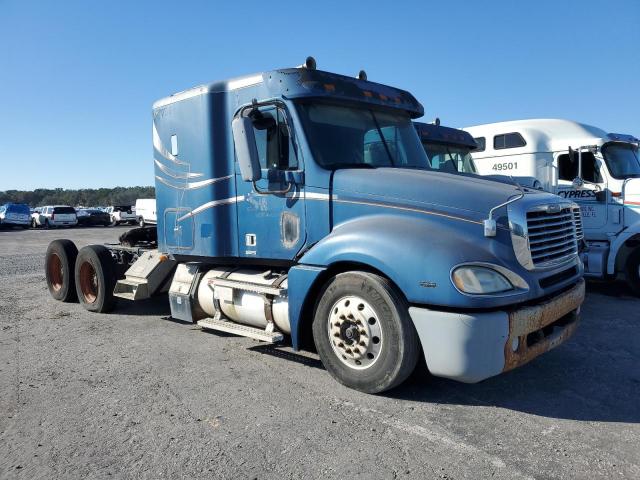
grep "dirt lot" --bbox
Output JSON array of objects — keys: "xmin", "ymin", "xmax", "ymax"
[{"xmin": 0, "ymin": 227, "xmax": 638, "ymax": 479}]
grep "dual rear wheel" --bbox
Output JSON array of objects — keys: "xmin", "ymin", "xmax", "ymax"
[{"xmin": 45, "ymin": 241, "xmax": 116, "ymax": 313}]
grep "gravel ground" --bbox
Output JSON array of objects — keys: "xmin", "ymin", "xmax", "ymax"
[{"xmin": 0, "ymin": 227, "xmax": 639, "ymax": 479}]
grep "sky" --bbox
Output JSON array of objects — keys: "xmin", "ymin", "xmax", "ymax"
[{"xmin": 0, "ymin": 0, "xmax": 638, "ymax": 191}]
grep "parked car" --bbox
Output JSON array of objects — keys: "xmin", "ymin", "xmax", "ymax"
[
  {"xmin": 0, "ymin": 203, "xmax": 31, "ymax": 229},
  {"xmin": 135, "ymin": 199, "xmax": 157, "ymax": 227},
  {"xmin": 76, "ymin": 209, "xmax": 111, "ymax": 227},
  {"xmin": 32, "ymin": 205, "xmax": 78, "ymax": 228},
  {"xmin": 105, "ymin": 205, "xmax": 137, "ymax": 226}
]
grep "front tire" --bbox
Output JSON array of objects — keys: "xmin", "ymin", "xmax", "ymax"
[
  {"xmin": 75, "ymin": 245, "xmax": 117, "ymax": 313},
  {"xmin": 45, "ymin": 240, "xmax": 78, "ymax": 302},
  {"xmin": 138, "ymin": 217, "xmax": 145, "ymax": 227},
  {"xmin": 312, "ymin": 271, "xmax": 419, "ymax": 394},
  {"xmin": 626, "ymin": 248, "xmax": 640, "ymax": 297}
]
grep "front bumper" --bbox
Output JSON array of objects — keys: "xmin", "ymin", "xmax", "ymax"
[{"xmin": 409, "ymin": 279, "xmax": 585, "ymax": 383}]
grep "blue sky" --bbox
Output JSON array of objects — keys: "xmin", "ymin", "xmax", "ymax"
[{"xmin": 1, "ymin": 0, "xmax": 638, "ymax": 190}]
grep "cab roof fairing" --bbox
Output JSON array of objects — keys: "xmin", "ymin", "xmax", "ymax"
[
  {"xmin": 463, "ymin": 119, "xmax": 638, "ymax": 156},
  {"xmin": 413, "ymin": 122, "xmax": 478, "ymax": 149},
  {"xmin": 153, "ymin": 68, "xmax": 424, "ymax": 118}
]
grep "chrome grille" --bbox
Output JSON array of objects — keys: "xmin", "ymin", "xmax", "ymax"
[
  {"xmin": 572, "ymin": 206, "xmax": 584, "ymax": 240},
  {"xmin": 526, "ymin": 207, "xmax": 578, "ymax": 267}
]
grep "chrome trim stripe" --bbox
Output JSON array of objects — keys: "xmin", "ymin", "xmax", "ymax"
[
  {"xmin": 302, "ymin": 192, "xmax": 331, "ymax": 201},
  {"xmin": 304, "ymin": 192, "xmax": 481, "ymax": 224},
  {"xmin": 154, "ymin": 159, "xmax": 203, "ymax": 179},
  {"xmin": 177, "ymin": 196, "xmax": 245, "ymax": 222},
  {"xmin": 152, "ymin": 122, "xmax": 188, "ymax": 166},
  {"xmin": 155, "ymin": 174, "xmax": 233, "ymax": 190}
]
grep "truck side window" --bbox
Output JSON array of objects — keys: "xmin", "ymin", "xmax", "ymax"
[
  {"xmin": 251, "ymin": 106, "xmax": 298, "ymax": 172},
  {"xmin": 494, "ymin": 133, "xmax": 526, "ymax": 150},
  {"xmin": 558, "ymin": 152, "xmax": 603, "ymax": 183},
  {"xmin": 473, "ymin": 137, "xmax": 486, "ymax": 152}
]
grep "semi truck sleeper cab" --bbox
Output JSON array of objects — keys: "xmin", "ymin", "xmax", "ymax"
[
  {"xmin": 465, "ymin": 119, "xmax": 640, "ymax": 295},
  {"xmin": 45, "ymin": 59, "xmax": 585, "ymax": 393}
]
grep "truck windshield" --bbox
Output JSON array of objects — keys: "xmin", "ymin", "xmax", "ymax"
[
  {"xmin": 295, "ymin": 102, "xmax": 431, "ymax": 170},
  {"xmin": 422, "ymin": 144, "xmax": 477, "ymax": 174},
  {"xmin": 602, "ymin": 143, "xmax": 640, "ymax": 179}
]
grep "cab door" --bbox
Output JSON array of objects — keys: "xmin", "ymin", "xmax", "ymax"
[
  {"xmin": 235, "ymin": 104, "xmax": 306, "ymax": 260},
  {"xmin": 555, "ymin": 150, "xmax": 608, "ymax": 232}
]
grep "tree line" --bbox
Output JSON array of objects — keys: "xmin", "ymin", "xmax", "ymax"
[{"xmin": 0, "ymin": 186, "xmax": 155, "ymax": 207}]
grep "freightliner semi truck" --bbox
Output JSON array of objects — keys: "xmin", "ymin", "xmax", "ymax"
[
  {"xmin": 413, "ymin": 121, "xmax": 543, "ymax": 189},
  {"xmin": 45, "ymin": 60, "xmax": 586, "ymax": 393},
  {"xmin": 465, "ymin": 119, "xmax": 640, "ymax": 295}
]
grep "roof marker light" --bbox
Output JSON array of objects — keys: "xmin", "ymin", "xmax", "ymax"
[{"xmin": 358, "ymin": 70, "xmax": 367, "ymax": 81}]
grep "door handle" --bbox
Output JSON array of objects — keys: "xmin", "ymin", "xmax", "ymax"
[{"xmin": 284, "ymin": 171, "xmax": 304, "ymax": 184}]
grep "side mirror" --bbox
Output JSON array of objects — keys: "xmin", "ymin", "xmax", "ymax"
[
  {"xmin": 595, "ymin": 190, "xmax": 607, "ymax": 202},
  {"xmin": 572, "ymin": 177, "xmax": 584, "ymax": 189},
  {"xmin": 232, "ymin": 117, "xmax": 261, "ymax": 182}
]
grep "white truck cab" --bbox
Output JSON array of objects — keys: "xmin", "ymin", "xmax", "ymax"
[{"xmin": 464, "ymin": 119, "xmax": 640, "ymax": 293}]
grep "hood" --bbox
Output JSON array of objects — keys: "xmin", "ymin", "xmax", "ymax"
[{"xmin": 332, "ymin": 168, "xmax": 551, "ymax": 221}]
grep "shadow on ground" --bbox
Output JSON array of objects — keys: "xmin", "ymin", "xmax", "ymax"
[
  {"xmin": 111, "ymin": 297, "xmax": 171, "ymax": 316},
  {"xmin": 388, "ymin": 280, "xmax": 640, "ymax": 423},
  {"xmin": 105, "ymin": 280, "xmax": 639, "ymax": 424}
]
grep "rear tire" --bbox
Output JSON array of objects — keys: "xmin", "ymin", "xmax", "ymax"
[
  {"xmin": 31, "ymin": 218, "xmax": 37, "ymax": 229},
  {"xmin": 626, "ymin": 248, "xmax": 640, "ymax": 297},
  {"xmin": 312, "ymin": 271, "xmax": 419, "ymax": 394},
  {"xmin": 75, "ymin": 245, "xmax": 117, "ymax": 313},
  {"xmin": 45, "ymin": 240, "xmax": 78, "ymax": 302}
]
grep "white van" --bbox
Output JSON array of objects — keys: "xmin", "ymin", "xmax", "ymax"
[
  {"xmin": 135, "ymin": 199, "xmax": 157, "ymax": 227},
  {"xmin": 464, "ymin": 119, "xmax": 640, "ymax": 293}
]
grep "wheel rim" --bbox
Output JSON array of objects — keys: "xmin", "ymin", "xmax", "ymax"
[
  {"xmin": 47, "ymin": 253, "xmax": 64, "ymax": 292},
  {"xmin": 79, "ymin": 261, "xmax": 98, "ymax": 303},
  {"xmin": 327, "ymin": 295, "xmax": 383, "ymax": 370}
]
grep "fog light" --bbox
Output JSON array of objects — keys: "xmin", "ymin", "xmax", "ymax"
[{"xmin": 511, "ymin": 337, "xmax": 520, "ymax": 352}]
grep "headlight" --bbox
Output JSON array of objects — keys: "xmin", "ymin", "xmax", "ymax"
[{"xmin": 452, "ymin": 266, "xmax": 513, "ymax": 294}]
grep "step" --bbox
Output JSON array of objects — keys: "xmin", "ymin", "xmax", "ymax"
[
  {"xmin": 197, "ymin": 318, "xmax": 284, "ymax": 343},
  {"xmin": 113, "ymin": 278, "xmax": 149, "ymax": 300}
]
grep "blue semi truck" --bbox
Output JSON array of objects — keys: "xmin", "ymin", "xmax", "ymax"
[{"xmin": 45, "ymin": 59, "xmax": 585, "ymax": 393}]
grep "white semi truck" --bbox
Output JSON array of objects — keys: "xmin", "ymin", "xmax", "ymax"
[{"xmin": 464, "ymin": 119, "xmax": 640, "ymax": 294}]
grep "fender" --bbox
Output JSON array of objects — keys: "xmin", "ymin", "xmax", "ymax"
[
  {"xmin": 607, "ymin": 222, "xmax": 640, "ymax": 274},
  {"xmin": 298, "ymin": 213, "xmax": 534, "ymax": 309}
]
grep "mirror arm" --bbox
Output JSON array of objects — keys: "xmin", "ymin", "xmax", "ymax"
[{"xmin": 252, "ymin": 181, "xmax": 293, "ymax": 196}]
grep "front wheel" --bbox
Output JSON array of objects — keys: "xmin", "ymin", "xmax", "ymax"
[
  {"xmin": 138, "ymin": 217, "xmax": 145, "ymax": 227},
  {"xmin": 312, "ymin": 271, "xmax": 419, "ymax": 394},
  {"xmin": 626, "ymin": 248, "xmax": 640, "ymax": 297},
  {"xmin": 75, "ymin": 245, "xmax": 117, "ymax": 312}
]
